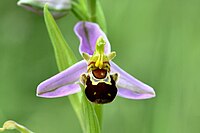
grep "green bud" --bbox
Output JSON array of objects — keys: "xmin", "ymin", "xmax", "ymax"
[
  {"xmin": 17, "ymin": 0, "xmax": 71, "ymax": 19},
  {"xmin": 0, "ymin": 120, "xmax": 33, "ymax": 133}
]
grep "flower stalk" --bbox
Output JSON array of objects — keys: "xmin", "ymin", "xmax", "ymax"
[{"xmin": 88, "ymin": 0, "xmax": 97, "ymax": 22}]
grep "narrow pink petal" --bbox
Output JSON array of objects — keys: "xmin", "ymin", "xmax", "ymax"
[
  {"xmin": 74, "ymin": 21, "xmax": 111, "ymax": 55},
  {"xmin": 37, "ymin": 60, "xmax": 87, "ymax": 98},
  {"xmin": 110, "ymin": 61, "xmax": 156, "ymax": 99},
  {"xmin": 37, "ymin": 84, "xmax": 81, "ymax": 98}
]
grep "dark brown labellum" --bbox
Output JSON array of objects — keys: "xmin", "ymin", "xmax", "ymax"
[{"xmin": 85, "ymin": 75, "xmax": 117, "ymax": 104}]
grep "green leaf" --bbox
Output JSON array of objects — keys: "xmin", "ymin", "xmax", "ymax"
[
  {"xmin": 44, "ymin": 4, "xmax": 76, "ymax": 71},
  {"xmin": 94, "ymin": 104, "xmax": 103, "ymax": 128},
  {"xmin": 96, "ymin": 0, "xmax": 107, "ymax": 34},
  {"xmin": 43, "ymin": 4, "xmax": 85, "ymax": 131}
]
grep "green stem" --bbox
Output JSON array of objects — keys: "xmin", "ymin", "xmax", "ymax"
[
  {"xmin": 71, "ymin": 0, "xmax": 107, "ymax": 132},
  {"xmin": 71, "ymin": 1, "xmax": 88, "ymax": 20},
  {"xmin": 71, "ymin": 8, "xmax": 84, "ymax": 20},
  {"xmin": 94, "ymin": 104, "xmax": 103, "ymax": 129},
  {"xmin": 85, "ymin": 0, "xmax": 104, "ymax": 129},
  {"xmin": 68, "ymin": 95, "xmax": 86, "ymax": 132},
  {"xmin": 88, "ymin": 0, "xmax": 97, "ymax": 22}
]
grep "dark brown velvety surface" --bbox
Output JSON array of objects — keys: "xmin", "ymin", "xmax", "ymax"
[{"xmin": 85, "ymin": 75, "xmax": 117, "ymax": 104}]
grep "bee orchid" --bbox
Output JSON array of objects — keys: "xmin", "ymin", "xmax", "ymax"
[{"xmin": 36, "ymin": 21, "xmax": 155, "ymax": 104}]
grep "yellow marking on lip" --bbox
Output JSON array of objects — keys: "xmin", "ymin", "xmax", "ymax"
[
  {"xmin": 94, "ymin": 92, "xmax": 97, "ymax": 95},
  {"xmin": 108, "ymin": 93, "xmax": 111, "ymax": 96}
]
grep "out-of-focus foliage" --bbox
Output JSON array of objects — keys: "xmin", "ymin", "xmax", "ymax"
[{"xmin": 0, "ymin": 0, "xmax": 200, "ymax": 133}]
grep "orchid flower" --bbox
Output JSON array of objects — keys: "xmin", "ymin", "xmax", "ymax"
[
  {"xmin": 36, "ymin": 21, "xmax": 155, "ymax": 104},
  {"xmin": 18, "ymin": 0, "xmax": 71, "ymax": 18}
]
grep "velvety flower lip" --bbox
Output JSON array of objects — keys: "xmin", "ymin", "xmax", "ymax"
[{"xmin": 37, "ymin": 21, "xmax": 155, "ymax": 100}]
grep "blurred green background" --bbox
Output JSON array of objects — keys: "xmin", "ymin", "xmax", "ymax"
[{"xmin": 1, "ymin": 0, "xmax": 200, "ymax": 133}]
